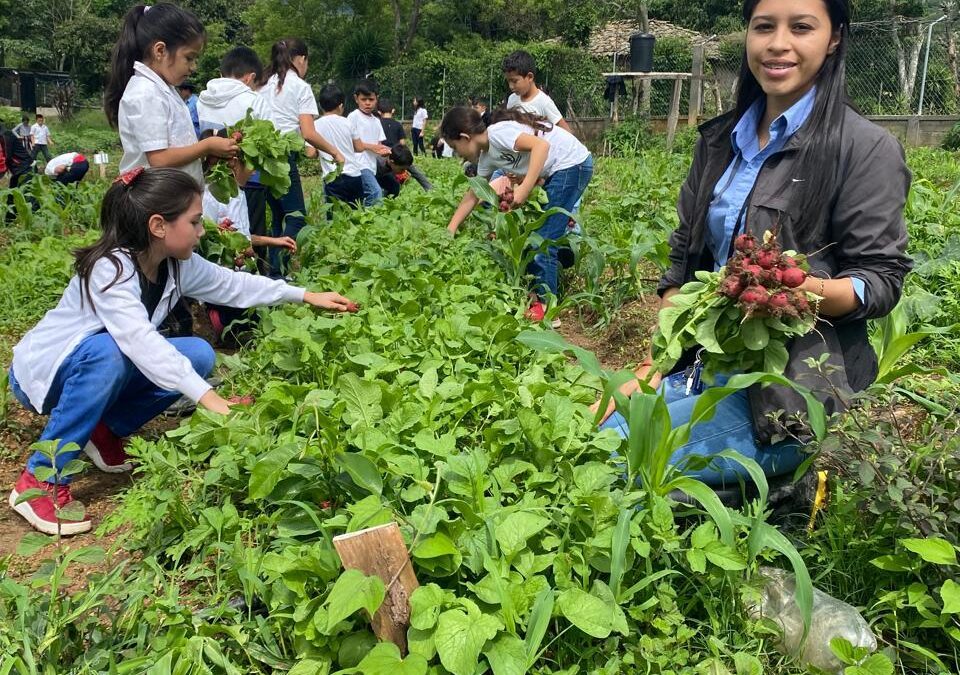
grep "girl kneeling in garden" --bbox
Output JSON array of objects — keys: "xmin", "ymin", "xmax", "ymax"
[
  {"xmin": 441, "ymin": 107, "xmax": 593, "ymax": 324},
  {"xmin": 594, "ymin": 0, "xmax": 911, "ymax": 485},
  {"xmin": 8, "ymin": 168, "xmax": 356, "ymax": 535}
]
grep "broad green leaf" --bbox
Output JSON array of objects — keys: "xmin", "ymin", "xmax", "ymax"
[
  {"xmin": 940, "ymin": 579, "xmax": 960, "ymax": 614},
  {"xmin": 249, "ymin": 443, "xmax": 301, "ymax": 500},
  {"xmin": 741, "ymin": 318, "xmax": 770, "ymax": 351},
  {"xmin": 901, "ymin": 537, "xmax": 957, "ymax": 566},
  {"xmin": 484, "ymin": 634, "xmax": 526, "ymax": 675},
  {"xmin": 703, "ymin": 541, "xmax": 747, "ymax": 570},
  {"xmin": 340, "ymin": 373, "xmax": 383, "ymax": 428},
  {"xmin": 336, "ymin": 452, "xmax": 383, "ymax": 495},
  {"xmin": 16, "ymin": 532, "xmax": 53, "ymax": 557},
  {"xmin": 608, "ymin": 507, "xmax": 632, "ymax": 599},
  {"xmin": 516, "ymin": 329, "xmax": 603, "ymax": 377},
  {"xmin": 557, "ymin": 588, "xmax": 613, "ymax": 638},
  {"xmin": 847, "ymin": 654, "xmax": 895, "ymax": 675},
  {"xmin": 434, "ymin": 605, "xmax": 503, "ymax": 675},
  {"xmin": 869, "ymin": 555, "xmax": 913, "ymax": 572},
  {"xmin": 358, "ymin": 642, "xmax": 428, "ymax": 675},
  {"xmin": 409, "ymin": 583, "xmax": 445, "ymax": 630},
  {"xmin": 13, "ymin": 488, "xmax": 47, "ymax": 506},
  {"xmin": 288, "ymin": 659, "xmax": 331, "ymax": 675},
  {"xmin": 495, "ymin": 511, "xmax": 551, "ymax": 558},
  {"xmin": 418, "ymin": 368, "xmax": 438, "ymax": 399},
  {"xmin": 58, "ymin": 500, "xmax": 86, "ymax": 522},
  {"xmin": 324, "ymin": 569, "xmax": 386, "ymax": 633},
  {"xmin": 733, "ymin": 652, "xmax": 762, "ymax": 675}
]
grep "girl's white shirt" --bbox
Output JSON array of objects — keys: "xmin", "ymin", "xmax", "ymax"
[
  {"xmin": 118, "ymin": 61, "xmax": 204, "ymax": 185},
  {"xmin": 12, "ymin": 251, "xmax": 305, "ymax": 410},
  {"xmin": 259, "ymin": 70, "xmax": 319, "ymax": 135},
  {"xmin": 412, "ymin": 107, "xmax": 428, "ymax": 130}
]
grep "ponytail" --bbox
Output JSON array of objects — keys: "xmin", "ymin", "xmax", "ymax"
[
  {"xmin": 266, "ymin": 38, "xmax": 308, "ymax": 93},
  {"xmin": 75, "ymin": 168, "xmax": 201, "ymax": 307},
  {"xmin": 489, "ymin": 107, "xmax": 552, "ymax": 134},
  {"xmin": 104, "ymin": 3, "xmax": 206, "ymax": 128}
]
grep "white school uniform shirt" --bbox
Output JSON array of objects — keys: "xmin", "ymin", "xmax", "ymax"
[
  {"xmin": 119, "ymin": 61, "xmax": 203, "ymax": 186},
  {"xmin": 30, "ymin": 124, "xmax": 50, "ymax": 145},
  {"xmin": 12, "ymin": 250, "xmax": 305, "ymax": 410},
  {"xmin": 412, "ymin": 107, "xmax": 428, "ymax": 130},
  {"xmin": 347, "ymin": 109, "xmax": 386, "ymax": 173},
  {"xmin": 315, "ymin": 115, "xmax": 363, "ymax": 178},
  {"xmin": 43, "ymin": 153, "xmax": 81, "ymax": 176},
  {"xmin": 477, "ymin": 120, "xmax": 589, "ymax": 180},
  {"xmin": 197, "ymin": 78, "xmax": 272, "ymax": 132},
  {"xmin": 202, "ymin": 187, "xmax": 252, "ymax": 238},
  {"xmin": 259, "ymin": 71, "xmax": 318, "ymax": 135},
  {"xmin": 506, "ymin": 91, "xmax": 564, "ymax": 125}
]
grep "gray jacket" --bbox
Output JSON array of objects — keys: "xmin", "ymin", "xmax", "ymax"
[{"xmin": 661, "ymin": 106, "xmax": 912, "ymax": 444}]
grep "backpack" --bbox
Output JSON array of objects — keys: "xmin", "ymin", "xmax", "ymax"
[{"xmin": 0, "ymin": 137, "xmax": 7, "ymax": 175}]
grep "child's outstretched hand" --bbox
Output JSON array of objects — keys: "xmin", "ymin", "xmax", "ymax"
[
  {"xmin": 304, "ymin": 291, "xmax": 360, "ymax": 313},
  {"xmin": 373, "ymin": 144, "xmax": 392, "ymax": 157},
  {"xmin": 204, "ymin": 135, "xmax": 239, "ymax": 159}
]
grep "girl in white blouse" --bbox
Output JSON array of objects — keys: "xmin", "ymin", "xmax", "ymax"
[{"xmin": 104, "ymin": 3, "xmax": 237, "ymax": 187}]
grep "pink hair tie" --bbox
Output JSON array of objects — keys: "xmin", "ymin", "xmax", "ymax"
[{"xmin": 114, "ymin": 166, "xmax": 145, "ymax": 186}]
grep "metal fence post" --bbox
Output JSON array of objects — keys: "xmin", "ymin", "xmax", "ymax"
[{"xmin": 919, "ymin": 15, "xmax": 948, "ymax": 115}]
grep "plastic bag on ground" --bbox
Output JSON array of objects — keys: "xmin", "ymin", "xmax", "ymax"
[{"xmin": 747, "ymin": 566, "xmax": 877, "ymax": 673}]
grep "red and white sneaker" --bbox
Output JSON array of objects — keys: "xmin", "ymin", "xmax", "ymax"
[
  {"xmin": 8, "ymin": 470, "xmax": 91, "ymax": 536},
  {"xmin": 84, "ymin": 422, "xmax": 133, "ymax": 473},
  {"xmin": 524, "ymin": 301, "xmax": 562, "ymax": 329}
]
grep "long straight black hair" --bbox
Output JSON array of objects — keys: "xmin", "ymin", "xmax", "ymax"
[
  {"xmin": 265, "ymin": 38, "xmax": 308, "ymax": 93},
  {"xmin": 734, "ymin": 0, "xmax": 851, "ymax": 249},
  {"xmin": 75, "ymin": 168, "xmax": 201, "ymax": 307},
  {"xmin": 104, "ymin": 3, "xmax": 206, "ymax": 128}
]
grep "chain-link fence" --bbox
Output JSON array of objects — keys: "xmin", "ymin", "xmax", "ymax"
[{"xmin": 340, "ymin": 17, "xmax": 960, "ymax": 127}]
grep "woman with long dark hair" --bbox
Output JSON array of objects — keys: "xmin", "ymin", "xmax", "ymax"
[{"xmin": 593, "ymin": 0, "xmax": 911, "ymax": 486}]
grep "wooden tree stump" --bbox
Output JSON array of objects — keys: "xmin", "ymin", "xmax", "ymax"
[{"xmin": 333, "ymin": 523, "xmax": 420, "ymax": 653}]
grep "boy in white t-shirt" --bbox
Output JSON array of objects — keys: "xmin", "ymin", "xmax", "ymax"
[
  {"xmin": 347, "ymin": 79, "xmax": 391, "ymax": 206},
  {"xmin": 315, "ymin": 84, "xmax": 368, "ymax": 207},
  {"xmin": 30, "ymin": 114, "xmax": 53, "ymax": 163},
  {"xmin": 197, "ymin": 46, "xmax": 274, "ymax": 272},
  {"xmin": 503, "ymin": 50, "xmax": 572, "ymax": 133}
]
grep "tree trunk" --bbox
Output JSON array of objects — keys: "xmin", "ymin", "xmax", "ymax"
[
  {"xmin": 389, "ymin": 0, "xmax": 403, "ymax": 54},
  {"xmin": 401, "ymin": 0, "xmax": 425, "ymax": 54},
  {"xmin": 944, "ymin": 5, "xmax": 960, "ymax": 98},
  {"xmin": 639, "ymin": 2, "xmax": 649, "ymax": 33},
  {"xmin": 892, "ymin": 18, "xmax": 924, "ymax": 107}
]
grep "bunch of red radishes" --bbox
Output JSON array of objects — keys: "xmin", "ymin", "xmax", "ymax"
[
  {"xmin": 499, "ymin": 185, "xmax": 515, "ymax": 212},
  {"xmin": 719, "ymin": 232, "xmax": 813, "ymax": 320},
  {"xmin": 651, "ymin": 230, "xmax": 819, "ymax": 380}
]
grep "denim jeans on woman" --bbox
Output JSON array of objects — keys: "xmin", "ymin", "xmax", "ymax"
[
  {"xmin": 528, "ymin": 155, "xmax": 594, "ymax": 298},
  {"xmin": 9, "ymin": 332, "xmax": 215, "ymax": 483},
  {"xmin": 266, "ymin": 152, "xmax": 310, "ymax": 276},
  {"xmin": 599, "ymin": 372, "xmax": 806, "ymax": 487}
]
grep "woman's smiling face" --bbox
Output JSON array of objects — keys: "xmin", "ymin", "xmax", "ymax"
[{"xmin": 746, "ymin": 0, "xmax": 841, "ymax": 110}]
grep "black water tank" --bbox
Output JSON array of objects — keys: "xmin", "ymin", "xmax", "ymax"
[{"xmin": 629, "ymin": 32, "xmax": 656, "ymax": 73}]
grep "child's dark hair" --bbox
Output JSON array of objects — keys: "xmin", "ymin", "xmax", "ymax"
[
  {"xmin": 377, "ymin": 98, "xmax": 395, "ymax": 114},
  {"xmin": 734, "ymin": 0, "xmax": 850, "ymax": 250},
  {"xmin": 35, "ymin": 114, "xmax": 44, "ymax": 121},
  {"xmin": 354, "ymin": 79, "xmax": 379, "ymax": 97},
  {"xmin": 20, "ymin": 115, "xmax": 28, "ymax": 124},
  {"xmin": 266, "ymin": 38, "xmax": 308, "ymax": 92},
  {"xmin": 318, "ymin": 83, "xmax": 344, "ymax": 112},
  {"xmin": 220, "ymin": 46, "xmax": 263, "ymax": 81},
  {"xmin": 440, "ymin": 107, "xmax": 486, "ymax": 141},
  {"xmin": 490, "ymin": 107, "xmax": 552, "ymax": 133},
  {"xmin": 75, "ymin": 168, "xmax": 202, "ymax": 306},
  {"xmin": 412, "ymin": 97, "xmax": 425, "ymax": 110},
  {"xmin": 389, "ymin": 144, "xmax": 413, "ymax": 167},
  {"xmin": 104, "ymin": 3, "xmax": 206, "ymax": 128},
  {"xmin": 502, "ymin": 50, "xmax": 536, "ymax": 77}
]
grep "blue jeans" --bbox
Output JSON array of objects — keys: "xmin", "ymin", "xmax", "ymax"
[
  {"xmin": 266, "ymin": 152, "xmax": 307, "ymax": 275},
  {"xmin": 9, "ymin": 332, "xmax": 215, "ymax": 483},
  {"xmin": 599, "ymin": 372, "xmax": 806, "ymax": 487},
  {"xmin": 359, "ymin": 169, "xmax": 383, "ymax": 207},
  {"xmin": 528, "ymin": 155, "xmax": 594, "ymax": 298}
]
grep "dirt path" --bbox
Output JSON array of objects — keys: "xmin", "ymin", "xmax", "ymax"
[{"xmin": 556, "ymin": 295, "xmax": 660, "ymax": 372}]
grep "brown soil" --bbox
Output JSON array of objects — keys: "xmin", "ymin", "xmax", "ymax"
[{"xmin": 556, "ymin": 294, "xmax": 661, "ymax": 372}]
